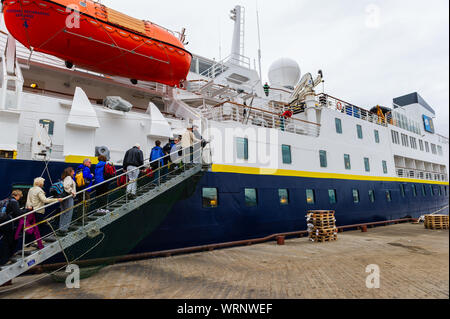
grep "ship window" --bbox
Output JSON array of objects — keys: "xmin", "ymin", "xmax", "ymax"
[
  {"xmin": 382, "ymin": 161, "xmax": 388, "ymax": 174},
  {"xmin": 357, "ymin": 125, "xmax": 363, "ymax": 139},
  {"xmin": 437, "ymin": 145, "xmax": 443, "ymax": 156},
  {"xmin": 364, "ymin": 158, "xmax": 370, "ymax": 172},
  {"xmin": 279, "ymin": 189, "xmax": 289, "ymax": 205},
  {"xmin": 368, "ymin": 190, "xmax": 375, "ymax": 203},
  {"xmin": 439, "ymin": 186, "xmax": 442, "ymax": 196},
  {"xmin": 431, "ymin": 144, "xmax": 437, "ymax": 155},
  {"xmin": 236, "ymin": 138, "xmax": 248, "ymax": 160},
  {"xmin": 445, "ymin": 187, "xmax": 448, "ymax": 196},
  {"xmin": 39, "ymin": 119, "xmax": 55, "ymax": 136},
  {"xmin": 374, "ymin": 130, "xmax": 380, "ymax": 144},
  {"xmin": 425, "ymin": 142, "xmax": 430, "ymax": 153},
  {"xmin": 391, "ymin": 130, "xmax": 400, "ymax": 145},
  {"xmin": 282, "ymin": 145, "xmax": 292, "ymax": 164},
  {"xmin": 352, "ymin": 189, "xmax": 360, "ymax": 203},
  {"xmin": 419, "ymin": 140, "xmax": 424, "ymax": 151},
  {"xmin": 422, "ymin": 184, "xmax": 426, "ymax": 196},
  {"xmin": 401, "ymin": 134, "xmax": 409, "ymax": 147},
  {"xmin": 400, "ymin": 184, "xmax": 405, "ymax": 198},
  {"xmin": 328, "ymin": 189, "xmax": 337, "ymax": 204},
  {"xmin": 202, "ymin": 188, "xmax": 218, "ymax": 208},
  {"xmin": 245, "ymin": 188, "xmax": 258, "ymax": 207},
  {"xmin": 410, "ymin": 137, "xmax": 417, "ymax": 149},
  {"xmin": 306, "ymin": 189, "xmax": 315, "ymax": 205},
  {"xmin": 344, "ymin": 154, "xmax": 351, "ymax": 170},
  {"xmin": 335, "ymin": 118, "xmax": 343, "ymax": 134},
  {"xmin": 319, "ymin": 150, "xmax": 327, "ymax": 168},
  {"xmin": 430, "ymin": 185, "xmax": 434, "ymax": 196},
  {"xmin": 386, "ymin": 190, "xmax": 392, "ymax": 202},
  {"xmin": 411, "ymin": 185, "xmax": 417, "ymax": 197}
]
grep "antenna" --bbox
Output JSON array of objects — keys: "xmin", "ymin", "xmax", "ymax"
[
  {"xmin": 256, "ymin": 1, "xmax": 262, "ymax": 82},
  {"xmin": 218, "ymin": 17, "xmax": 222, "ymax": 61}
]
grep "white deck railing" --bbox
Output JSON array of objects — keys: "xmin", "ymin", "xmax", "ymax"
[{"xmin": 202, "ymin": 101, "xmax": 321, "ymax": 137}]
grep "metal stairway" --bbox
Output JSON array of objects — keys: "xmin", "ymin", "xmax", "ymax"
[{"xmin": 0, "ymin": 145, "xmax": 206, "ymax": 286}]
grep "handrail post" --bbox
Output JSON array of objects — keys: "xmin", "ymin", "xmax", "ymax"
[
  {"xmin": 21, "ymin": 216, "xmax": 26, "ymax": 266},
  {"xmin": 158, "ymin": 163, "xmax": 161, "ymax": 187},
  {"xmin": 82, "ymin": 191, "xmax": 86, "ymax": 228}
]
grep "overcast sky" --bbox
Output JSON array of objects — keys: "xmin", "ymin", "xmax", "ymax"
[{"xmin": 103, "ymin": 0, "xmax": 449, "ymax": 135}]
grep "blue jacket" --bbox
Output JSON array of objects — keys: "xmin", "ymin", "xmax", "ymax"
[
  {"xmin": 150, "ymin": 146, "xmax": 165, "ymax": 167},
  {"xmin": 94, "ymin": 161, "xmax": 106, "ymax": 185},
  {"xmin": 75, "ymin": 164, "xmax": 94, "ymax": 190}
]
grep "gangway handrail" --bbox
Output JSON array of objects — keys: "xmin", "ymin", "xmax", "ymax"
[
  {"xmin": 0, "ymin": 141, "xmax": 204, "ymax": 228},
  {"xmin": 0, "ymin": 142, "xmax": 205, "ymax": 286}
]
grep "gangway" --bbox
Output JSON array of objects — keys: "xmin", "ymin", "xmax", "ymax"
[{"xmin": 0, "ymin": 143, "xmax": 207, "ymax": 286}]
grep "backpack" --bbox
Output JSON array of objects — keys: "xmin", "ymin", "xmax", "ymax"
[
  {"xmin": 0, "ymin": 198, "xmax": 10, "ymax": 220},
  {"xmin": 49, "ymin": 181, "xmax": 65, "ymax": 198},
  {"xmin": 117, "ymin": 175, "xmax": 127, "ymax": 187},
  {"xmin": 104, "ymin": 162, "xmax": 117, "ymax": 180},
  {"xmin": 144, "ymin": 168, "xmax": 154, "ymax": 178},
  {"xmin": 75, "ymin": 169, "xmax": 86, "ymax": 188}
]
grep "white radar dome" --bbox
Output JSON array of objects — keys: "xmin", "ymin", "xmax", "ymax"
[{"xmin": 268, "ymin": 58, "xmax": 301, "ymax": 89}]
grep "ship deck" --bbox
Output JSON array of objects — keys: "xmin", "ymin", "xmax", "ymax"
[{"xmin": 0, "ymin": 223, "xmax": 448, "ymax": 299}]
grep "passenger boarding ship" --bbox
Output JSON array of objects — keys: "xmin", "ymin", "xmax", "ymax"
[{"xmin": 0, "ymin": 1, "xmax": 448, "ymax": 260}]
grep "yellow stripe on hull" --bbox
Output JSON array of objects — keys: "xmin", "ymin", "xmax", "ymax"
[
  {"xmin": 65, "ymin": 155, "xmax": 99, "ymax": 165},
  {"xmin": 211, "ymin": 164, "xmax": 450, "ymax": 186}
]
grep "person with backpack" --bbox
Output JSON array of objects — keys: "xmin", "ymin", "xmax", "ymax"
[
  {"xmin": 123, "ymin": 144, "xmax": 144, "ymax": 199},
  {"xmin": 0, "ymin": 190, "xmax": 32, "ymax": 265},
  {"xmin": 74, "ymin": 159, "xmax": 94, "ymax": 204},
  {"xmin": 150, "ymin": 141, "xmax": 165, "ymax": 182},
  {"xmin": 59, "ymin": 167, "xmax": 76, "ymax": 233},
  {"xmin": 94, "ymin": 155, "xmax": 111, "ymax": 208},
  {"xmin": 163, "ymin": 139, "xmax": 175, "ymax": 170},
  {"xmin": 15, "ymin": 178, "xmax": 62, "ymax": 250}
]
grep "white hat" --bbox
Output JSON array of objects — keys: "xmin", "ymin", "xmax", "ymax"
[{"xmin": 135, "ymin": 143, "xmax": 141, "ymax": 148}]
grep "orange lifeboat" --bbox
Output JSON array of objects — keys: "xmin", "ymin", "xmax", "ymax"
[{"xmin": 1, "ymin": 0, "xmax": 192, "ymax": 87}]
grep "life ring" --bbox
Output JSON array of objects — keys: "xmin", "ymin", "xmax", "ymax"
[{"xmin": 336, "ymin": 101, "xmax": 343, "ymax": 111}]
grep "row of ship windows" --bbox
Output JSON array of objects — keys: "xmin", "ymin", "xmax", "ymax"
[
  {"xmin": 334, "ymin": 118, "xmax": 380, "ymax": 143},
  {"xmin": 202, "ymin": 185, "xmax": 449, "ymax": 208},
  {"xmin": 391, "ymin": 130, "xmax": 443, "ymax": 156},
  {"xmin": 333, "ymin": 117, "xmax": 444, "ymax": 157},
  {"xmin": 236, "ymin": 138, "xmax": 388, "ymax": 173}
]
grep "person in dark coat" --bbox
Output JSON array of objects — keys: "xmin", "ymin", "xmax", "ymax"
[
  {"xmin": 0, "ymin": 190, "xmax": 32, "ymax": 265},
  {"xmin": 123, "ymin": 144, "xmax": 144, "ymax": 198}
]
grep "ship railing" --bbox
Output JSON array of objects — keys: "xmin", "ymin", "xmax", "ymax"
[
  {"xmin": 202, "ymin": 101, "xmax": 321, "ymax": 137},
  {"xmin": 396, "ymin": 167, "xmax": 448, "ymax": 182},
  {"xmin": 199, "ymin": 54, "xmax": 251, "ymax": 79},
  {"xmin": 0, "ymin": 142, "xmax": 204, "ymax": 270},
  {"xmin": 317, "ymin": 93, "xmax": 388, "ymax": 127}
]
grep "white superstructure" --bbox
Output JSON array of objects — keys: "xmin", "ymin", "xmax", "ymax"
[{"xmin": 0, "ymin": 5, "xmax": 448, "ymax": 185}]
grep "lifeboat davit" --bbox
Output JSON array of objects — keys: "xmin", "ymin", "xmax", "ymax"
[{"xmin": 1, "ymin": 0, "xmax": 192, "ymax": 86}]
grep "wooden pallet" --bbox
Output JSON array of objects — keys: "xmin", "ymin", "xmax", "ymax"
[
  {"xmin": 312, "ymin": 227, "xmax": 338, "ymax": 235},
  {"xmin": 312, "ymin": 221, "xmax": 336, "ymax": 227},
  {"xmin": 308, "ymin": 214, "xmax": 335, "ymax": 219},
  {"xmin": 310, "ymin": 234, "xmax": 338, "ymax": 242},
  {"xmin": 425, "ymin": 223, "xmax": 449, "ymax": 230}
]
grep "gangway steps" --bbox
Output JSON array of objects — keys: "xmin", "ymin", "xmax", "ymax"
[{"xmin": 0, "ymin": 164, "xmax": 203, "ymax": 285}]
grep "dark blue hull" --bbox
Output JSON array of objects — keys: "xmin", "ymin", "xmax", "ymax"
[
  {"xmin": 130, "ymin": 171, "xmax": 449, "ymax": 253},
  {"xmin": 1, "ymin": 158, "xmax": 448, "ymax": 259}
]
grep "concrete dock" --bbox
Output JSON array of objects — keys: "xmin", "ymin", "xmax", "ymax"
[{"xmin": 0, "ymin": 223, "xmax": 448, "ymax": 299}]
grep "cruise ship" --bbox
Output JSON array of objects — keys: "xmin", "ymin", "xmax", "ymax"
[{"xmin": 0, "ymin": 0, "xmax": 448, "ymax": 276}]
